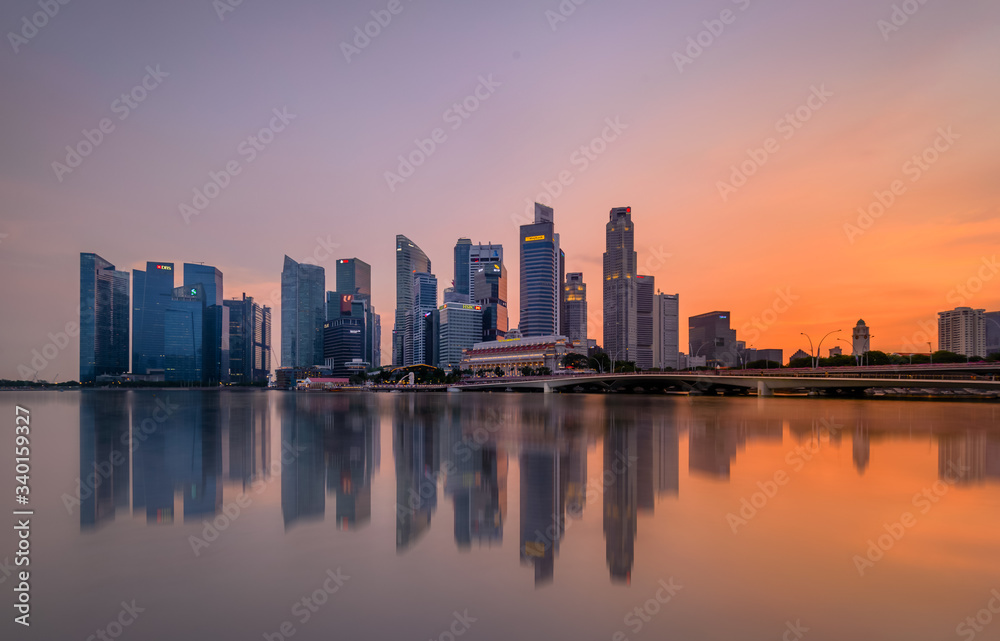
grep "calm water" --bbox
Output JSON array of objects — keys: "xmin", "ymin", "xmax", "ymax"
[{"xmin": 2, "ymin": 390, "xmax": 1000, "ymax": 641}]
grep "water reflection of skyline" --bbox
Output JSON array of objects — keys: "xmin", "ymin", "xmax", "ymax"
[{"xmin": 78, "ymin": 392, "xmax": 1000, "ymax": 586}]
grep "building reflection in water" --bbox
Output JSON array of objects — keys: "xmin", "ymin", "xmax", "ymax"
[
  {"xmin": 79, "ymin": 391, "xmax": 130, "ymax": 528},
  {"xmin": 79, "ymin": 391, "xmax": 271, "ymax": 529},
  {"xmin": 327, "ymin": 396, "xmax": 380, "ymax": 530},
  {"xmin": 442, "ymin": 400, "xmax": 508, "ymax": 549},
  {"xmin": 280, "ymin": 393, "xmax": 380, "ymax": 530},
  {"xmin": 936, "ymin": 430, "xmax": 1000, "ymax": 485},
  {"xmin": 854, "ymin": 421, "xmax": 871, "ymax": 475},
  {"xmin": 81, "ymin": 392, "xmax": 1000, "ymax": 590},
  {"xmin": 394, "ymin": 394, "xmax": 439, "ymax": 551},
  {"xmin": 604, "ymin": 411, "xmax": 637, "ymax": 584}
]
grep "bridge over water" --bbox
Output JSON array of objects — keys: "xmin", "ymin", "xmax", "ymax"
[{"xmin": 454, "ymin": 365, "xmax": 1000, "ymax": 396}]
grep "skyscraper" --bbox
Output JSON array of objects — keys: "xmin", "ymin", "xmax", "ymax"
[
  {"xmin": 635, "ymin": 274, "xmax": 654, "ymax": 369},
  {"xmin": 561, "ymin": 273, "xmax": 587, "ymax": 344},
  {"xmin": 603, "ymin": 207, "xmax": 637, "ymax": 363},
  {"xmin": 184, "ymin": 263, "xmax": 229, "ymax": 384},
  {"xmin": 469, "ymin": 242, "xmax": 503, "ymax": 302},
  {"xmin": 938, "ymin": 307, "xmax": 986, "ymax": 357},
  {"xmin": 335, "ymin": 257, "xmax": 371, "ymax": 300},
  {"xmin": 224, "ymin": 293, "xmax": 271, "ymax": 384},
  {"xmin": 454, "ymin": 238, "xmax": 472, "ymax": 301},
  {"xmin": 520, "ymin": 204, "xmax": 559, "ymax": 337},
  {"xmin": 652, "ymin": 292, "xmax": 680, "ymax": 370},
  {"xmin": 281, "ymin": 256, "xmax": 326, "ymax": 368},
  {"xmin": 689, "ymin": 311, "xmax": 738, "ymax": 368},
  {"xmin": 79, "ymin": 253, "xmax": 130, "ymax": 382},
  {"xmin": 163, "ymin": 284, "xmax": 205, "ymax": 382},
  {"xmin": 438, "ymin": 302, "xmax": 483, "ymax": 371},
  {"xmin": 323, "ymin": 316, "xmax": 366, "ymax": 376},
  {"xmin": 409, "ymin": 271, "xmax": 438, "ymax": 366},
  {"xmin": 132, "ymin": 261, "xmax": 175, "ymax": 375},
  {"xmin": 474, "ymin": 262, "xmax": 508, "ymax": 341},
  {"xmin": 394, "ymin": 235, "xmax": 431, "ymax": 366},
  {"xmin": 330, "ymin": 258, "xmax": 378, "ymax": 369}
]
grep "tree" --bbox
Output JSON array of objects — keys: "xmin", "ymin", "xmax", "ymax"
[
  {"xmin": 519, "ymin": 366, "xmax": 535, "ymax": 377},
  {"xmin": 789, "ymin": 357, "xmax": 812, "ymax": 368},
  {"xmin": 561, "ymin": 353, "xmax": 589, "ymax": 369},
  {"xmin": 817, "ymin": 354, "xmax": 856, "ymax": 368},
  {"xmin": 865, "ymin": 350, "xmax": 893, "ymax": 366},
  {"xmin": 536, "ymin": 367, "xmax": 552, "ymax": 377},
  {"xmin": 589, "ymin": 352, "xmax": 611, "ymax": 373},
  {"xmin": 494, "ymin": 366, "xmax": 504, "ymax": 378}
]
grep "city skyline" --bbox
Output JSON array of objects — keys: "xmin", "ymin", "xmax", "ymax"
[{"xmin": 4, "ymin": 2, "xmax": 1000, "ymax": 379}]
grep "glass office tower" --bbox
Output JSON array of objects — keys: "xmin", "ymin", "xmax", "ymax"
[
  {"xmin": 469, "ymin": 242, "xmax": 503, "ymax": 303},
  {"xmin": 519, "ymin": 204, "xmax": 560, "ymax": 337},
  {"xmin": 410, "ymin": 271, "xmax": 438, "ymax": 366},
  {"xmin": 133, "ymin": 261, "xmax": 175, "ymax": 375},
  {"xmin": 454, "ymin": 238, "xmax": 472, "ymax": 300},
  {"xmin": 184, "ymin": 263, "xmax": 229, "ymax": 384},
  {"xmin": 394, "ymin": 235, "xmax": 431, "ymax": 366},
  {"xmin": 336, "ymin": 258, "xmax": 372, "ymax": 300},
  {"xmin": 331, "ymin": 258, "xmax": 377, "ymax": 369},
  {"xmin": 474, "ymin": 262, "xmax": 508, "ymax": 341},
  {"xmin": 603, "ymin": 207, "xmax": 638, "ymax": 364},
  {"xmin": 79, "ymin": 253, "xmax": 130, "ymax": 382},
  {"xmin": 561, "ymin": 272, "xmax": 587, "ymax": 344},
  {"xmin": 225, "ymin": 293, "xmax": 272, "ymax": 384},
  {"xmin": 438, "ymin": 302, "xmax": 483, "ymax": 371},
  {"xmin": 281, "ymin": 255, "xmax": 326, "ymax": 368},
  {"xmin": 164, "ymin": 284, "xmax": 205, "ymax": 383}
]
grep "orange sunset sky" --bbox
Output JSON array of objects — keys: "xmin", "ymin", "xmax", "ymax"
[{"xmin": 1, "ymin": 0, "xmax": 999, "ymax": 377}]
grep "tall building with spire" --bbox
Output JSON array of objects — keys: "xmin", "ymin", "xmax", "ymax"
[{"xmin": 603, "ymin": 207, "xmax": 637, "ymax": 364}]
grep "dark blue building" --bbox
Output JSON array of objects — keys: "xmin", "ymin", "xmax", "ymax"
[
  {"xmin": 519, "ymin": 204, "xmax": 560, "ymax": 337},
  {"xmin": 133, "ymin": 261, "xmax": 175, "ymax": 375},
  {"xmin": 163, "ymin": 284, "xmax": 205, "ymax": 383},
  {"xmin": 184, "ymin": 264, "xmax": 229, "ymax": 384},
  {"xmin": 79, "ymin": 253, "xmax": 130, "ymax": 382}
]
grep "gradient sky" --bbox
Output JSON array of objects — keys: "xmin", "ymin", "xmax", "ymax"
[{"xmin": 2, "ymin": 0, "xmax": 999, "ymax": 379}]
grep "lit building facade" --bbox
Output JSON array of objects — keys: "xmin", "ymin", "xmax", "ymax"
[
  {"xmin": 520, "ymin": 204, "xmax": 560, "ymax": 337},
  {"xmin": 461, "ymin": 335, "xmax": 585, "ymax": 376},
  {"xmin": 561, "ymin": 272, "xmax": 587, "ymax": 344},
  {"xmin": 474, "ymin": 262, "xmax": 508, "ymax": 341},
  {"xmin": 603, "ymin": 207, "xmax": 637, "ymax": 364},
  {"xmin": 438, "ymin": 302, "xmax": 483, "ymax": 371}
]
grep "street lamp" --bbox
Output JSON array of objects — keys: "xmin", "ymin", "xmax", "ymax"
[
  {"xmin": 692, "ymin": 341, "xmax": 713, "ymax": 370},
  {"xmin": 801, "ymin": 329, "xmax": 842, "ymax": 368},
  {"xmin": 836, "ymin": 337, "xmax": 855, "ymax": 365},
  {"xmin": 928, "ymin": 341, "xmax": 933, "ymax": 365}
]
